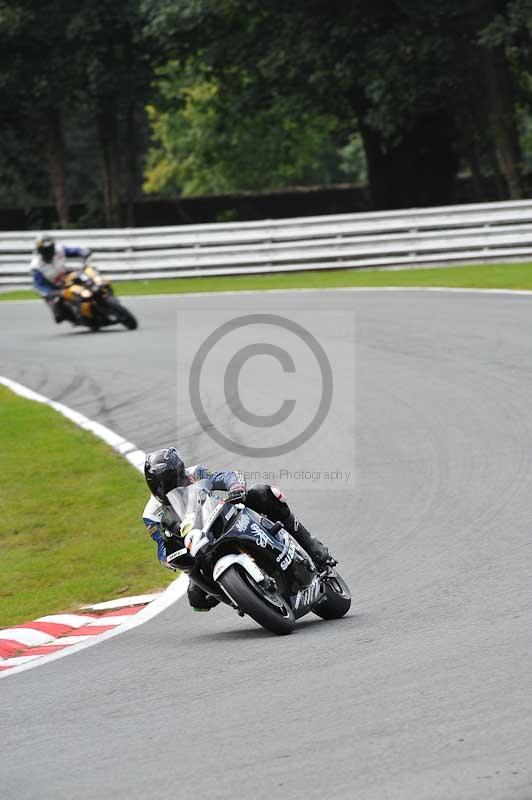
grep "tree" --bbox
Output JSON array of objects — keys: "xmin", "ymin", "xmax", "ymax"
[
  {"xmin": 1, "ymin": 0, "xmax": 530, "ymax": 226},
  {"xmin": 476, "ymin": 0, "xmax": 532, "ymax": 197},
  {"xmin": 143, "ymin": 62, "xmax": 342, "ymax": 196},
  {"xmin": 0, "ymin": 0, "xmax": 156, "ymax": 227},
  {"xmin": 0, "ymin": 0, "xmax": 77, "ymax": 225},
  {"xmin": 142, "ymin": 0, "xmax": 529, "ymax": 208},
  {"xmin": 67, "ymin": 0, "xmax": 155, "ymax": 225}
]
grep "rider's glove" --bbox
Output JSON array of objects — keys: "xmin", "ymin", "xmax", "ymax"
[
  {"xmin": 184, "ymin": 528, "xmax": 209, "ymax": 558},
  {"xmin": 227, "ymin": 483, "xmax": 246, "ymax": 503},
  {"xmin": 179, "ymin": 513, "xmax": 195, "ymax": 538}
]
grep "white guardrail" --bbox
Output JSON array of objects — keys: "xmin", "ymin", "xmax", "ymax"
[{"xmin": 2, "ymin": 198, "xmax": 532, "ymax": 287}]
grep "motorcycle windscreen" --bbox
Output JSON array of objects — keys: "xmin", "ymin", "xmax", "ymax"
[{"xmin": 166, "ymin": 480, "xmax": 223, "ymax": 531}]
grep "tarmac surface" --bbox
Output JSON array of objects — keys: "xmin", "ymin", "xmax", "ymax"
[{"xmin": 1, "ymin": 289, "xmax": 531, "ymax": 799}]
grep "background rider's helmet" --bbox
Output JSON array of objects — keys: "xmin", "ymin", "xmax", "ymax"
[
  {"xmin": 36, "ymin": 234, "xmax": 56, "ymax": 264},
  {"xmin": 144, "ymin": 447, "xmax": 187, "ymax": 503}
]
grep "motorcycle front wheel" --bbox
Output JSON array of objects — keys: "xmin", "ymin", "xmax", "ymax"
[
  {"xmin": 104, "ymin": 296, "xmax": 138, "ymax": 330},
  {"xmin": 218, "ymin": 565, "xmax": 295, "ymax": 635}
]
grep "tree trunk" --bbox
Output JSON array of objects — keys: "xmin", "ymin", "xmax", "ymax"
[
  {"xmin": 97, "ymin": 105, "xmax": 122, "ymax": 227},
  {"xmin": 125, "ymin": 100, "xmax": 137, "ymax": 227},
  {"xmin": 482, "ymin": 44, "xmax": 523, "ymax": 199},
  {"xmin": 465, "ymin": 0, "xmax": 523, "ymax": 199},
  {"xmin": 44, "ymin": 107, "xmax": 69, "ymax": 227},
  {"xmin": 360, "ymin": 110, "xmax": 459, "ymax": 210}
]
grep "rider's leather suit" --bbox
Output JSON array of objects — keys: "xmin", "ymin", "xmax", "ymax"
[{"xmin": 31, "ymin": 245, "xmax": 90, "ymax": 296}]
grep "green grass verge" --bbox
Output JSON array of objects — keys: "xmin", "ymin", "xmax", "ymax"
[
  {"xmin": 0, "ymin": 386, "xmax": 173, "ymax": 628},
  {"xmin": 3, "ymin": 262, "xmax": 532, "ymax": 302}
]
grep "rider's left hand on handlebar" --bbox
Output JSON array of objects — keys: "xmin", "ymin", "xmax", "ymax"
[
  {"xmin": 184, "ymin": 528, "xmax": 209, "ymax": 557},
  {"xmin": 227, "ymin": 484, "xmax": 246, "ymax": 503},
  {"xmin": 180, "ymin": 512, "xmax": 195, "ymax": 538}
]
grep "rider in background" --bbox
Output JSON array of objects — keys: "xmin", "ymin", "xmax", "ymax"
[
  {"xmin": 142, "ymin": 447, "xmax": 331, "ymax": 612},
  {"xmin": 31, "ymin": 233, "xmax": 92, "ymax": 323}
]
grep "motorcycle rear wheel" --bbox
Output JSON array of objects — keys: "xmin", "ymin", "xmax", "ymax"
[
  {"xmin": 312, "ymin": 571, "xmax": 351, "ymax": 620},
  {"xmin": 218, "ymin": 565, "xmax": 295, "ymax": 635}
]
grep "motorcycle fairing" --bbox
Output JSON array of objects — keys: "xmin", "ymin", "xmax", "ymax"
[{"xmin": 166, "ymin": 482, "xmax": 319, "ymax": 607}]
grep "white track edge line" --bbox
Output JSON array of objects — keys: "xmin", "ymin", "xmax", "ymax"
[
  {"xmin": 4, "ymin": 284, "xmax": 532, "ymax": 308},
  {"xmin": 0, "ymin": 375, "xmax": 187, "ymax": 679},
  {"xmin": 128, "ymin": 286, "xmax": 532, "ymax": 299},
  {"xmin": 0, "ymin": 576, "xmax": 189, "ymax": 678}
]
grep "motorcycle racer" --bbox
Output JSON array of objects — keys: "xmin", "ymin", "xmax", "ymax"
[
  {"xmin": 31, "ymin": 233, "xmax": 92, "ymax": 323},
  {"xmin": 142, "ymin": 447, "xmax": 331, "ymax": 612}
]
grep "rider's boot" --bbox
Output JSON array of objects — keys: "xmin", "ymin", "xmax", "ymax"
[
  {"xmin": 47, "ymin": 296, "xmax": 65, "ymax": 323},
  {"xmin": 283, "ymin": 513, "xmax": 331, "ymax": 568},
  {"xmin": 187, "ymin": 581, "xmax": 220, "ymax": 613}
]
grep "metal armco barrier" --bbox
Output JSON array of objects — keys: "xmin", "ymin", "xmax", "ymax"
[{"xmin": 2, "ymin": 198, "xmax": 532, "ymax": 287}]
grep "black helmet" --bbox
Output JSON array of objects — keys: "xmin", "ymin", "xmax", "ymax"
[
  {"xmin": 144, "ymin": 447, "xmax": 187, "ymax": 502},
  {"xmin": 36, "ymin": 234, "xmax": 56, "ymax": 264}
]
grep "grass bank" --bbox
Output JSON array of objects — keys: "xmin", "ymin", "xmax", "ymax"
[
  {"xmin": 3, "ymin": 262, "xmax": 532, "ymax": 302},
  {"xmin": 0, "ymin": 386, "xmax": 173, "ymax": 628}
]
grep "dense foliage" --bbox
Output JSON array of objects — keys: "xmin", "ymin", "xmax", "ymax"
[{"xmin": 1, "ymin": 0, "xmax": 531, "ymax": 225}]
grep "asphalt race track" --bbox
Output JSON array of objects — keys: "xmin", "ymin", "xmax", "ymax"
[{"xmin": 1, "ymin": 289, "xmax": 531, "ymax": 799}]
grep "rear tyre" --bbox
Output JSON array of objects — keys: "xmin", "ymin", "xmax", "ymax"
[
  {"xmin": 218, "ymin": 566, "xmax": 295, "ymax": 635},
  {"xmin": 312, "ymin": 571, "xmax": 351, "ymax": 620}
]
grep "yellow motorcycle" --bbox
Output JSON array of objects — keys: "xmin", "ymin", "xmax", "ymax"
[{"xmin": 60, "ymin": 264, "xmax": 137, "ymax": 331}]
